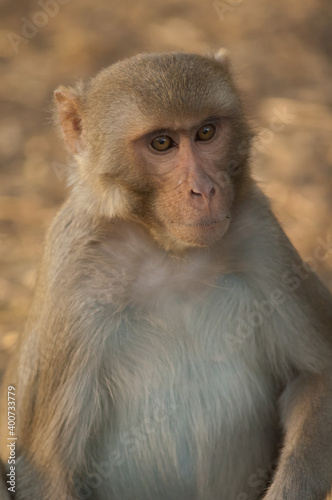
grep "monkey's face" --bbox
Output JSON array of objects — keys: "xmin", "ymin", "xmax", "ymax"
[
  {"xmin": 131, "ymin": 117, "xmax": 237, "ymax": 250},
  {"xmin": 54, "ymin": 52, "xmax": 253, "ymax": 252}
]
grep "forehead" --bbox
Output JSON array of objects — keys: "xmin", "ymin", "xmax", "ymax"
[{"xmin": 88, "ymin": 53, "xmax": 239, "ymax": 123}]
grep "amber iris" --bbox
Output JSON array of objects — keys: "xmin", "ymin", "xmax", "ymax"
[
  {"xmin": 151, "ymin": 136, "xmax": 173, "ymax": 151},
  {"xmin": 196, "ymin": 124, "xmax": 216, "ymax": 141}
]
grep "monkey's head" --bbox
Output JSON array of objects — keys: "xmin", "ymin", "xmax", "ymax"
[{"xmin": 55, "ymin": 51, "xmax": 253, "ymax": 252}]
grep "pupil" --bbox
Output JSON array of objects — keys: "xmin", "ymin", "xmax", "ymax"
[{"xmin": 202, "ymin": 127, "xmax": 209, "ymax": 134}]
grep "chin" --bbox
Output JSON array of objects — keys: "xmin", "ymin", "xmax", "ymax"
[{"xmin": 156, "ymin": 218, "xmax": 231, "ymax": 252}]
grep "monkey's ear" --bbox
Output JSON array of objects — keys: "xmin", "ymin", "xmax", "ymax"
[
  {"xmin": 54, "ymin": 85, "xmax": 84, "ymax": 154},
  {"xmin": 214, "ymin": 48, "xmax": 231, "ymax": 70}
]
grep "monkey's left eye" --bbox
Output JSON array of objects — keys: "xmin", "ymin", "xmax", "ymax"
[
  {"xmin": 151, "ymin": 136, "xmax": 175, "ymax": 152},
  {"xmin": 196, "ymin": 124, "xmax": 216, "ymax": 142}
]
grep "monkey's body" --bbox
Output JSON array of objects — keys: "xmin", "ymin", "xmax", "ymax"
[
  {"xmin": 62, "ymin": 190, "xmax": 278, "ymax": 500},
  {"xmin": 7, "ymin": 187, "xmax": 329, "ymax": 499},
  {"xmin": 1, "ymin": 52, "xmax": 332, "ymax": 499}
]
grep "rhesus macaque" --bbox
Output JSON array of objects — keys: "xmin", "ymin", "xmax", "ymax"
[{"xmin": 0, "ymin": 50, "xmax": 332, "ymax": 500}]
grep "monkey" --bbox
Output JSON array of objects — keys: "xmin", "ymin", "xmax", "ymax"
[{"xmin": 0, "ymin": 50, "xmax": 332, "ymax": 500}]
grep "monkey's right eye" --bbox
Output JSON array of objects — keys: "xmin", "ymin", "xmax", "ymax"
[{"xmin": 151, "ymin": 136, "xmax": 174, "ymax": 152}]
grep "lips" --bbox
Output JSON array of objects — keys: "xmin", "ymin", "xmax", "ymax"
[{"xmin": 171, "ymin": 216, "xmax": 230, "ymax": 227}]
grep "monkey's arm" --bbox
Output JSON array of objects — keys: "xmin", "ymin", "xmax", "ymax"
[
  {"xmin": 263, "ymin": 371, "xmax": 332, "ymax": 500},
  {"xmin": 14, "ymin": 298, "xmax": 119, "ymax": 500},
  {"xmin": 258, "ymin": 225, "xmax": 332, "ymax": 500},
  {"xmin": 9, "ymin": 205, "xmax": 120, "ymax": 499},
  {"xmin": 239, "ymin": 204, "xmax": 332, "ymax": 500}
]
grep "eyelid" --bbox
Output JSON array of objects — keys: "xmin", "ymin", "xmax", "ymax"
[
  {"xmin": 198, "ymin": 117, "xmax": 223, "ymax": 132},
  {"xmin": 199, "ymin": 122, "xmax": 217, "ymax": 130},
  {"xmin": 146, "ymin": 130, "xmax": 172, "ymax": 144}
]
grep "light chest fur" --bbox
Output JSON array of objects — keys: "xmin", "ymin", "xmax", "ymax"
[
  {"xmin": 27, "ymin": 189, "xmax": 330, "ymax": 499},
  {"xmin": 78, "ymin": 212, "xmax": 282, "ymax": 499}
]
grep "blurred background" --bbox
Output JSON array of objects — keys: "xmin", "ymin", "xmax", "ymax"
[{"xmin": 0, "ymin": 0, "xmax": 331, "ymax": 366}]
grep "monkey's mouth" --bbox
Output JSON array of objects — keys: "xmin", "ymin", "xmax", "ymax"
[
  {"xmin": 171, "ymin": 216, "xmax": 231, "ymax": 227},
  {"xmin": 165, "ymin": 215, "xmax": 231, "ymax": 248}
]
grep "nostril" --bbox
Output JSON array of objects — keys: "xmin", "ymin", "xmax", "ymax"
[
  {"xmin": 190, "ymin": 185, "xmax": 216, "ymax": 198},
  {"xmin": 191, "ymin": 189, "xmax": 202, "ymax": 197}
]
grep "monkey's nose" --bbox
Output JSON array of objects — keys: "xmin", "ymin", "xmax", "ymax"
[{"xmin": 190, "ymin": 184, "xmax": 216, "ymax": 200}]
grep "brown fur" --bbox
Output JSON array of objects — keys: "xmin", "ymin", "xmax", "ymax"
[{"xmin": 1, "ymin": 51, "xmax": 332, "ymax": 500}]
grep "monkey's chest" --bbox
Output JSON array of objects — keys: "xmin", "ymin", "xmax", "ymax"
[{"xmin": 98, "ymin": 317, "xmax": 278, "ymax": 500}]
